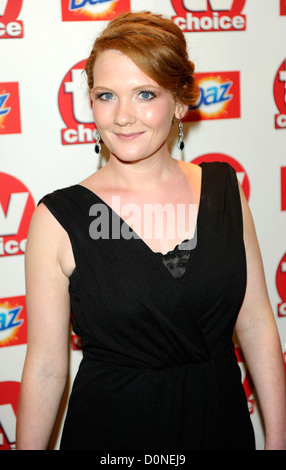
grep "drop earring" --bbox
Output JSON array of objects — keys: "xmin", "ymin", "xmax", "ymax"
[
  {"xmin": 177, "ymin": 120, "xmax": 185, "ymax": 151},
  {"xmin": 94, "ymin": 129, "xmax": 101, "ymax": 155}
]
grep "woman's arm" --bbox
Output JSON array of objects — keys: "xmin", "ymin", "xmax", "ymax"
[
  {"xmin": 16, "ymin": 204, "xmax": 72, "ymax": 450},
  {"xmin": 235, "ymin": 184, "xmax": 286, "ymax": 450}
]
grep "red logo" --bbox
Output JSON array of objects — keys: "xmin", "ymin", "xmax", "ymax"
[
  {"xmin": 235, "ymin": 346, "xmax": 254, "ymax": 413},
  {"xmin": 61, "ymin": 0, "xmax": 130, "ymax": 21},
  {"xmin": 281, "ymin": 0, "xmax": 286, "ymax": 15},
  {"xmin": 171, "ymin": 0, "xmax": 247, "ymax": 32},
  {"xmin": 282, "ymin": 167, "xmax": 286, "ymax": 211},
  {"xmin": 0, "ymin": 0, "xmax": 23, "ymax": 38},
  {"xmin": 0, "ymin": 296, "xmax": 27, "ymax": 348},
  {"xmin": 191, "ymin": 153, "xmax": 250, "ymax": 200},
  {"xmin": 59, "ymin": 59, "xmax": 97, "ymax": 145},
  {"xmin": 0, "ymin": 83, "xmax": 21, "ymax": 135},
  {"xmin": 276, "ymin": 254, "xmax": 286, "ymax": 317},
  {"xmin": 0, "ymin": 381, "xmax": 20, "ymax": 450},
  {"xmin": 0, "ymin": 173, "xmax": 35, "ymax": 257},
  {"xmin": 185, "ymin": 71, "xmax": 240, "ymax": 121},
  {"xmin": 274, "ymin": 59, "xmax": 286, "ymax": 129}
]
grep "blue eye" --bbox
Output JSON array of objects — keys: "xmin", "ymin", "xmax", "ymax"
[
  {"xmin": 139, "ymin": 90, "xmax": 156, "ymax": 101},
  {"xmin": 97, "ymin": 92, "xmax": 114, "ymax": 101}
]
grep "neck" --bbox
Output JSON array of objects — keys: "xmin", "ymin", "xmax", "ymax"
[{"xmin": 105, "ymin": 148, "xmax": 178, "ymax": 191}]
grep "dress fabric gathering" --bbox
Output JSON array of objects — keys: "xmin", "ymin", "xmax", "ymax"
[{"xmin": 39, "ymin": 162, "xmax": 255, "ymax": 450}]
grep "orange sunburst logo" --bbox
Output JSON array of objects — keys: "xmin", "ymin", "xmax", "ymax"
[
  {"xmin": 198, "ymin": 75, "xmax": 232, "ymax": 119},
  {"xmin": 70, "ymin": 1, "xmax": 118, "ymax": 20},
  {"xmin": 185, "ymin": 71, "xmax": 240, "ymax": 122},
  {"xmin": 0, "ymin": 297, "xmax": 27, "ymax": 348},
  {"xmin": 61, "ymin": 0, "xmax": 130, "ymax": 22},
  {"xmin": 0, "ymin": 83, "xmax": 21, "ymax": 134}
]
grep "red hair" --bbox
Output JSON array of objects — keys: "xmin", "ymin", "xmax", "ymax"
[{"xmin": 84, "ymin": 11, "xmax": 199, "ymax": 108}]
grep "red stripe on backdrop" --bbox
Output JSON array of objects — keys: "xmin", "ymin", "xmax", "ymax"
[{"xmin": 281, "ymin": 167, "xmax": 286, "ymax": 211}]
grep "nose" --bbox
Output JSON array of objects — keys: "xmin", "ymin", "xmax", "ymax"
[{"xmin": 114, "ymin": 98, "xmax": 136, "ymax": 127}]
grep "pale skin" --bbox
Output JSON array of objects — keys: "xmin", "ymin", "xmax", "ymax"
[{"xmin": 16, "ymin": 50, "xmax": 286, "ymax": 449}]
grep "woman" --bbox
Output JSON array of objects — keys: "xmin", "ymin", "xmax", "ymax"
[{"xmin": 16, "ymin": 12, "xmax": 286, "ymax": 450}]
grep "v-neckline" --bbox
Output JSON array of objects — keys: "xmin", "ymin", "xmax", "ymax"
[{"xmin": 75, "ymin": 163, "xmax": 205, "ymax": 265}]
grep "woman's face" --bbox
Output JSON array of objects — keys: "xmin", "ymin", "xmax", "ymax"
[{"xmin": 91, "ymin": 49, "xmax": 186, "ymax": 163}]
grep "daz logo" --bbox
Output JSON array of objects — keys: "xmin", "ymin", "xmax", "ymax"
[
  {"xmin": 171, "ymin": 0, "xmax": 247, "ymax": 32},
  {"xmin": 61, "ymin": 0, "xmax": 130, "ymax": 21},
  {"xmin": 185, "ymin": 71, "xmax": 240, "ymax": 121},
  {"xmin": 59, "ymin": 59, "xmax": 98, "ymax": 145},
  {"xmin": 0, "ymin": 382, "xmax": 20, "ymax": 450},
  {"xmin": 0, "ymin": 296, "xmax": 27, "ymax": 348},
  {"xmin": 0, "ymin": 83, "xmax": 21, "ymax": 134},
  {"xmin": 274, "ymin": 59, "xmax": 286, "ymax": 129},
  {"xmin": 276, "ymin": 254, "xmax": 286, "ymax": 317},
  {"xmin": 0, "ymin": 0, "xmax": 23, "ymax": 38},
  {"xmin": 0, "ymin": 173, "xmax": 35, "ymax": 257},
  {"xmin": 191, "ymin": 153, "xmax": 250, "ymax": 200}
]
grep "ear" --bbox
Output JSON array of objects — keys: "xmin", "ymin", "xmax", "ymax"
[{"xmin": 174, "ymin": 102, "xmax": 188, "ymax": 120}]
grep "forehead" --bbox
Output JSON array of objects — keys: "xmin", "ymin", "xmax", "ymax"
[{"xmin": 92, "ymin": 49, "xmax": 159, "ymax": 88}]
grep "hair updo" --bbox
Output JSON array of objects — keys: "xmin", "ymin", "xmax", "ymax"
[{"xmin": 84, "ymin": 11, "xmax": 200, "ymax": 109}]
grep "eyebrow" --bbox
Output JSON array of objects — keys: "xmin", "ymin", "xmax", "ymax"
[{"xmin": 92, "ymin": 84, "xmax": 161, "ymax": 92}]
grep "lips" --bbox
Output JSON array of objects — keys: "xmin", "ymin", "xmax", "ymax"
[{"xmin": 114, "ymin": 131, "xmax": 146, "ymax": 141}]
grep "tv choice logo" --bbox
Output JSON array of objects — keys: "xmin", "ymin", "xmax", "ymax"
[
  {"xmin": 185, "ymin": 71, "xmax": 240, "ymax": 122},
  {"xmin": 0, "ymin": 0, "xmax": 23, "ymax": 38},
  {"xmin": 0, "ymin": 381, "xmax": 20, "ymax": 450},
  {"xmin": 281, "ymin": 0, "xmax": 286, "ymax": 15},
  {"xmin": 0, "ymin": 173, "xmax": 35, "ymax": 257},
  {"xmin": 191, "ymin": 153, "xmax": 250, "ymax": 201},
  {"xmin": 59, "ymin": 59, "xmax": 99, "ymax": 145},
  {"xmin": 0, "ymin": 296, "xmax": 27, "ymax": 348},
  {"xmin": 61, "ymin": 0, "xmax": 130, "ymax": 21},
  {"xmin": 0, "ymin": 82, "xmax": 21, "ymax": 135},
  {"xmin": 171, "ymin": 0, "xmax": 247, "ymax": 32},
  {"xmin": 282, "ymin": 167, "xmax": 286, "ymax": 212},
  {"xmin": 276, "ymin": 254, "xmax": 286, "ymax": 318},
  {"xmin": 274, "ymin": 59, "xmax": 286, "ymax": 129}
]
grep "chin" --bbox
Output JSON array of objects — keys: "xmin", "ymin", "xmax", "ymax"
[
  {"xmin": 110, "ymin": 144, "xmax": 165, "ymax": 164},
  {"xmin": 114, "ymin": 154, "xmax": 149, "ymax": 164},
  {"xmin": 110, "ymin": 148, "xmax": 152, "ymax": 164}
]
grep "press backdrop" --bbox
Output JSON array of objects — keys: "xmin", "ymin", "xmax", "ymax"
[{"xmin": 0, "ymin": 0, "xmax": 285, "ymax": 450}]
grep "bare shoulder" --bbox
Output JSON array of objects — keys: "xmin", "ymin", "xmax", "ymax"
[
  {"xmin": 27, "ymin": 203, "xmax": 65, "ymax": 254},
  {"xmin": 29, "ymin": 202, "xmax": 62, "ymax": 232},
  {"xmin": 26, "ymin": 203, "xmax": 74, "ymax": 278},
  {"xmin": 176, "ymin": 160, "xmax": 202, "ymax": 197},
  {"xmin": 177, "ymin": 160, "xmax": 202, "ymax": 177}
]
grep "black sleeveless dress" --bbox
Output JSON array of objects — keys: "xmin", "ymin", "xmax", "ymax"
[{"xmin": 39, "ymin": 162, "xmax": 255, "ymax": 450}]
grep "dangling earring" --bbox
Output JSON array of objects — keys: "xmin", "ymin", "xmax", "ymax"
[
  {"xmin": 94, "ymin": 129, "xmax": 101, "ymax": 155},
  {"xmin": 177, "ymin": 120, "xmax": 184, "ymax": 151}
]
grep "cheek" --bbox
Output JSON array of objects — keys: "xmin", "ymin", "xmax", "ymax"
[
  {"xmin": 92, "ymin": 104, "xmax": 112, "ymax": 128},
  {"xmin": 91, "ymin": 104, "xmax": 100, "ymax": 125},
  {"xmin": 140, "ymin": 103, "xmax": 175, "ymax": 130}
]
